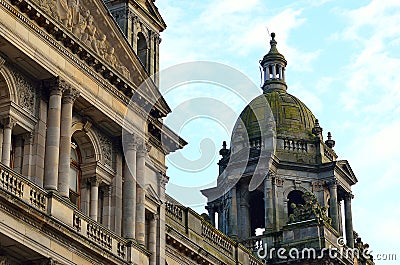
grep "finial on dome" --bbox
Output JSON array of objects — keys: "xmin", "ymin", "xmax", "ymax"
[
  {"xmin": 312, "ymin": 119, "xmax": 323, "ymax": 137},
  {"xmin": 325, "ymin": 132, "xmax": 336, "ymax": 148},
  {"xmin": 271, "ymin": 32, "xmax": 276, "ymax": 40}
]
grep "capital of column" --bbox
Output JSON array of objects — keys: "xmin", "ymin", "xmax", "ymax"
[
  {"xmin": 100, "ymin": 185, "xmax": 112, "ymax": 197},
  {"xmin": 328, "ymin": 179, "xmax": 338, "ymax": 188},
  {"xmin": 22, "ymin": 132, "xmax": 33, "ymax": 144},
  {"xmin": 137, "ymin": 140, "xmax": 151, "ymax": 156},
  {"xmin": 62, "ymin": 88, "xmax": 80, "ymax": 104},
  {"xmin": 1, "ymin": 117, "xmax": 16, "ymax": 129},
  {"xmin": 344, "ymin": 192, "xmax": 354, "ymax": 201},
  {"xmin": 89, "ymin": 176, "xmax": 102, "ymax": 187},
  {"xmin": 44, "ymin": 77, "xmax": 70, "ymax": 96},
  {"xmin": 159, "ymin": 172, "xmax": 169, "ymax": 187},
  {"xmin": 123, "ymin": 133, "xmax": 139, "ymax": 151}
]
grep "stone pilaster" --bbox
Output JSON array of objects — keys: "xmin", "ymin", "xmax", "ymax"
[
  {"xmin": 264, "ymin": 173, "xmax": 274, "ymax": 232},
  {"xmin": 102, "ymin": 185, "xmax": 112, "ymax": 229},
  {"xmin": 136, "ymin": 140, "xmax": 149, "ymax": 245},
  {"xmin": 1, "ymin": 117, "xmax": 15, "ymax": 167},
  {"xmin": 80, "ymin": 179, "xmax": 90, "ymax": 215},
  {"xmin": 44, "ymin": 78, "xmax": 67, "ymax": 191},
  {"xmin": 239, "ymin": 185, "xmax": 250, "ymax": 239},
  {"xmin": 22, "ymin": 132, "xmax": 33, "ymax": 178},
  {"xmin": 58, "ymin": 88, "xmax": 80, "ymax": 197},
  {"xmin": 344, "ymin": 193, "xmax": 354, "ymax": 248},
  {"xmin": 112, "ymin": 147, "xmax": 123, "ymax": 235},
  {"xmin": 228, "ymin": 186, "xmax": 238, "ymax": 240},
  {"xmin": 206, "ymin": 205, "xmax": 216, "ymax": 227},
  {"xmin": 149, "ymin": 213, "xmax": 158, "ymax": 265},
  {"xmin": 13, "ymin": 136, "xmax": 23, "ymax": 173},
  {"xmin": 123, "ymin": 133, "xmax": 137, "ymax": 239},
  {"xmin": 89, "ymin": 176, "xmax": 102, "ymax": 221},
  {"xmin": 329, "ymin": 180, "xmax": 339, "ymax": 231}
]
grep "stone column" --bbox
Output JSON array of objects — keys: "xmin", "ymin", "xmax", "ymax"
[
  {"xmin": 13, "ymin": 137, "xmax": 23, "ymax": 173},
  {"xmin": 239, "ymin": 186, "xmax": 250, "ymax": 239},
  {"xmin": 22, "ymin": 133, "xmax": 33, "ymax": 178},
  {"xmin": 272, "ymin": 177, "xmax": 279, "ymax": 231},
  {"xmin": 112, "ymin": 149, "xmax": 123, "ymax": 235},
  {"xmin": 58, "ymin": 88, "xmax": 80, "ymax": 197},
  {"xmin": 329, "ymin": 180, "xmax": 339, "ymax": 231},
  {"xmin": 272, "ymin": 64, "xmax": 276, "ymax": 79},
  {"xmin": 136, "ymin": 141, "xmax": 148, "ymax": 245},
  {"xmin": 282, "ymin": 68, "xmax": 286, "ymax": 81},
  {"xmin": 0, "ymin": 128, "xmax": 3, "ymax": 161},
  {"xmin": 80, "ymin": 179, "xmax": 90, "ymax": 215},
  {"xmin": 264, "ymin": 174, "xmax": 274, "ymax": 232},
  {"xmin": 1, "ymin": 118, "xmax": 15, "ymax": 167},
  {"xmin": 102, "ymin": 185, "xmax": 112, "ymax": 229},
  {"xmin": 44, "ymin": 79, "xmax": 66, "ymax": 191},
  {"xmin": 265, "ymin": 65, "xmax": 270, "ymax": 81},
  {"xmin": 278, "ymin": 65, "xmax": 283, "ymax": 79},
  {"xmin": 228, "ymin": 186, "xmax": 238, "ymax": 240},
  {"xmin": 344, "ymin": 193, "xmax": 354, "ymax": 248},
  {"xmin": 123, "ymin": 134, "xmax": 137, "ymax": 239},
  {"xmin": 89, "ymin": 176, "xmax": 102, "ymax": 221},
  {"xmin": 218, "ymin": 205, "xmax": 224, "ymax": 232},
  {"xmin": 206, "ymin": 205, "xmax": 216, "ymax": 227},
  {"xmin": 338, "ymin": 200, "xmax": 343, "ymax": 236},
  {"xmin": 148, "ymin": 214, "xmax": 158, "ymax": 265}
]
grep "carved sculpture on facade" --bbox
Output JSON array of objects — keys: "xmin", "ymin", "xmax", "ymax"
[
  {"xmin": 35, "ymin": 0, "xmax": 131, "ymax": 79},
  {"xmin": 9, "ymin": 67, "xmax": 36, "ymax": 114},
  {"xmin": 288, "ymin": 191, "xmax": 331, "ymax": 225}
]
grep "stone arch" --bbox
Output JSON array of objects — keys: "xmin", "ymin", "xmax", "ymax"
[
  {"xmin": 283, "ymin": 185, "xmax": 309, "ymax": 199},
  {"xmin": 137, "ymin": 31, "xmax": 149, "ymax": 71},
  {"xmin": 0, "ymin": 63, "xmax": 19, "ymax": 106},
  {"xmin": 71, "ymin": 122, "xmax": 102, "ymax": 166}
]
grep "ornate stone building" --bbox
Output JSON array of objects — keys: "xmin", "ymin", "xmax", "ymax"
[
  {"xmin": 202, "ymin": 33, "xmax": 374, "ymax": 265},
  {"xmin": 0, "ymin": 0, "xmax": 263, "ymax": 264},
  {"xmin": 0, "ymin": 0, "xmax": 373, "ymax": 264}
]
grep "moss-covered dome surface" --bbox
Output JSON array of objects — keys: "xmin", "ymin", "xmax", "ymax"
[{"xmin": 239, "ymin": 89, "xmax": 316, "ymax": 141}]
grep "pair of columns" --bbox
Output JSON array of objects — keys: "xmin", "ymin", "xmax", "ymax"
[
  {"xmin": 329, "ymin": 180, "xmax": 354, "ymax": 248},
  {"xmin": 1, "ymin": 117, "xmax": 16, "ymax": 167},
  {"xmin": 122, "ymin": 134, "xmax": 149, "ymax": 245},
  {"xmin": 264, "ymin": 64, "xmax": 285, "ymax": 81},
  {"xmin": 43, "ymin": 78, "xmax": 80, "ymax": 198}
]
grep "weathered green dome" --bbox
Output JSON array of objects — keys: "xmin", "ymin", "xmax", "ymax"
[{"xmin": 239, "ymin": 89, "xmax": 316, "ymax": 141}]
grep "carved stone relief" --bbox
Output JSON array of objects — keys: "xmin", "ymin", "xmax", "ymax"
[
  {"xmin": 9, "ymin": 67, "xmax": 36, "ymax": 115},
  {"xmin": 33, "ymin": 0, "xmax": 130, "ymax": 79},
  {"xmin": 92, "ymin": 127, "xmax": 112, "ymax": 168}
]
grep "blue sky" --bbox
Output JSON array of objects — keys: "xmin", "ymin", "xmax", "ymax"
[{"xmin": 156, "ymin": 0, "xmax": 400, "ymax": 263}]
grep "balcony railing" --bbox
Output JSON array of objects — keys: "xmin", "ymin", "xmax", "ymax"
[
  {"xmin": 0, "ymin": 163, "xmax": 47, "ymax": 213},
  {"xmin": 165, "ymin": 195, "xmax": 264, "ymax": 265},
  {"xmin": 0, "ymin": 162, "xmax": 147, "ymax": 264}
]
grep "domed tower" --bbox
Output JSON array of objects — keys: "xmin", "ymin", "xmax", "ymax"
[{"xmin": 202, "ymin": 34, "xmax": 374, "ymax": 265}]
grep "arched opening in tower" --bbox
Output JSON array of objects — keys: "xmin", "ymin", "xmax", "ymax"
[
  {"xmin": 287, "ymin": 190, "xmax": 305, "ymax": 216},
  {"xmin": 137, "ymin": 32, "xmax": 148, "ymax": 72},
  {"xmin": 249, "ymin": 190, "xmax": 265, "ymax": 236}
]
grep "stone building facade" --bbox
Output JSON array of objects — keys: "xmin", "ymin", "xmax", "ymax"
[
  {"xmin": 0, "ymin": 0, "xmax": 373, "ymax": 264},
  {"xmin": 202, "ymin": 33, "xmax": 374, "ymax": 265}
]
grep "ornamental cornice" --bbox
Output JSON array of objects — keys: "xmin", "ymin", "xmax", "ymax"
[{"xmin": 3, "ymin": 0, "xmax": 164, "ymax": 123}]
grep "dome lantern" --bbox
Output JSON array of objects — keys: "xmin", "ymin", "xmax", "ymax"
[{"xmin": 260, "ymin": 33, "xmax": 287, "ymax": 93}]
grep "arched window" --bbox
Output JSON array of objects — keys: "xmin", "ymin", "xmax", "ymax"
[
  {"xmin": 287, "ymin": 190, "xmax": 305, "ymax": 216},
  {"xmin": 70, "ymin": 141, "xmax": 81, "ymax": 206},
  {"xmin": 137, "ymin": 32, "xmax": 148, "ymax": 71}
]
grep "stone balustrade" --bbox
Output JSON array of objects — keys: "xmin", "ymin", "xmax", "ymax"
[
  {"xmin": 0, "ymin": 163, "xmax": 47, "ymax": 212},
  {"xmin": 165, "ymin": 195, "xmax": 263, "ymax": 265},
  {"xmin": 0, "ymin": 162, "xmax": 148, "ymax": 264},
  {"xmin": 201, "ymin": 221, "xmax": 234, "ymax": 255},
  {"xmin": 72, "ymin": 211, "xmax": 128, "ymax": 259}
]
